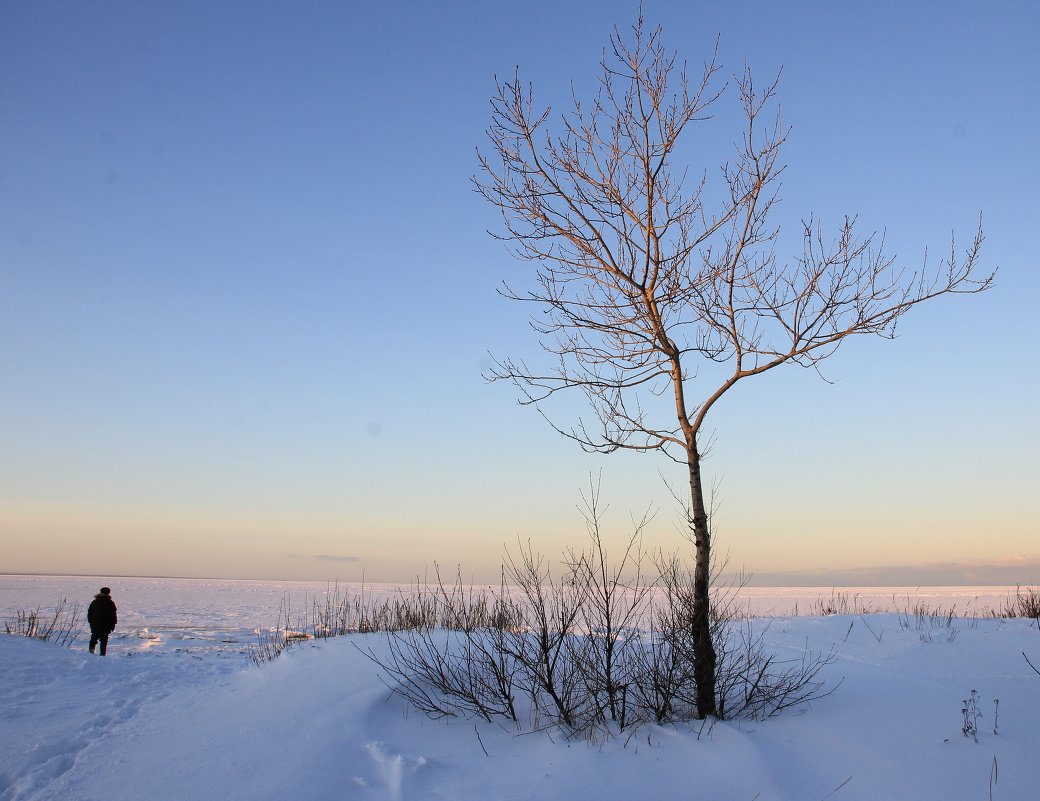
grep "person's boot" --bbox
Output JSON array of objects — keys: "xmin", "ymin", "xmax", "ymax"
[{"xmin": 89, "ymin": 645, "xmax": 95, "ymax": 654}]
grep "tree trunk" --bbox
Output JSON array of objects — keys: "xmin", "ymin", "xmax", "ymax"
[{"xmin": 687, "ymin": 442, "xmax": 718, "ymax": 718}]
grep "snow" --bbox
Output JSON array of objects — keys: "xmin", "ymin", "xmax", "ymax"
[{"xmin": 2, "ymin": 576, "xmax": 1039, "ymax": 801}]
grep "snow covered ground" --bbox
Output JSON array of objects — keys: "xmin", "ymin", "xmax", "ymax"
[
  {"xmin": 0, "ymin": 574, "xmax": 1025, "ymax": 642},
  {"xmin": 2, "ymin": 576, "xmax": 1039, "ymax": 800}
]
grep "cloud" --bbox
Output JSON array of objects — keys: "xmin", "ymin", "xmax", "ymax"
[
  {"xmin": 286, "ymin": 553, "xmax": 362, "ymax": 563},
  {"xmin": 746, "ymin": 555, "xmax": 1040, "ymax": 587}
]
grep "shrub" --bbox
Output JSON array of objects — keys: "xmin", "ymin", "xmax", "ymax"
[
  {"xmin": 999, "ymin": 586, "xmax": 1040, "ymax": 620},
  {"xmin": 364, "ymin": 488, "xmax": 835, "ymax": 735},
  {"xmin": 2, "ymin": 598, "xmax": 82, "ymax": 647}
]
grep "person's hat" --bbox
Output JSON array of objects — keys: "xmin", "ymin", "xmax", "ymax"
[{"xmin": 100, "ymin": 587, "xmax": 111, "ymax": 594}]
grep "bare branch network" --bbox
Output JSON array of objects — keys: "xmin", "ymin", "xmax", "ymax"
[{"xmin": 475, "ymin": 19, "xmax": 993, "ymax": 461}]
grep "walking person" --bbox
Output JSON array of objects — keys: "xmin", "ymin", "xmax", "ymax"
[{"xmin": 87, "ymin": 586, "xmax": 118, "ymax": 655}]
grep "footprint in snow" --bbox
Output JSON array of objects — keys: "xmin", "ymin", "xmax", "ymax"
[
  {"xmin": 7, "ymin": 736, "xmax": 85, "ymax": 801},
  {"xmin": 363, "ymin": 742, "xmax": 429, "ymax": 801}
]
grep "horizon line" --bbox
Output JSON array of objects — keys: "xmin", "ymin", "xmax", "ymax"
[{"xmin": 1, "ymin": 571, "xmax": 1034, "ymax": 590}]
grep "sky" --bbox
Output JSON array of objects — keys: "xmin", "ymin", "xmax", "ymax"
[{"xmin": 1, "ymin": 1, "xmax": 1037, "ymax": 586}]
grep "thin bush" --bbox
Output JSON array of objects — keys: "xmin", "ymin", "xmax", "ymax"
[
  {"xmin": 809, "ymin": 591, "xmax": 874, "ymax": 617},
  {"xmin": 369, "ymin": 553, "xmax": 835, "ymax": 733},
  {"xmin": 995, "ymin": 586, "xmax": 1040, "ymax": 620},
  {"xmin": 2, "ymin": 599, "xmax": 81, "ymax": 647},
  {"xmin": 563, "ymin": 487, "xmax": 654, "ymax": 732},
  {"xmin": 502, "ymin": 539, "xmax": 589, "ymax": 729},
  {"xmin": 714, "ymin": 617, "xmax": 836, "ymax": 719},
  {"xmin": 249, "ymin": 626, "xmax": 290, "ymax": 666},
  {"xmin": 368, "ymin": 487, "xmax": 660, "ymax": 736},
  {"xmin": 655, "ymin": 553, "xmax": 834, "ymax": 721},
  {"xmin": 375, "ymin": 627, "xmax": 521, "ymax": 723},
  {"xmin": 250, "ymin": 595, "xmax": 311, "ymax": 666},
  {"xmin": 895, "ymin": 602, "xmax": 959, "ymax": 642},
  {"xmin": 365, "ymin": 487, "xmax": 836, "ymax": 735},
  {"xmin": 251, "ymin": 575, "xmax": 523, "ymax": 665},
  {"xmin": 365, "ymin": 570, "xmax": 524, "ymax": 723}
]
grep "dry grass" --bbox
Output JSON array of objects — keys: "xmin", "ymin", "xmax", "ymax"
[
  {"xmin": 249, "ymin": 575, "xmax": 522, "ymax": 666},
  {"xmin": 2, "ymin": 598, "xmax": 82, "ymax": 647},
  {"xmin": 994, "ymin": 586, "xmax": 1040, "ymax": 620}
]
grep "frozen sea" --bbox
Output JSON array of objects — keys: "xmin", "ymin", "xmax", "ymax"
[
  {"xmin": 2, "ymin": 573, "xmax": 1039, "ymax": 800},
  {"xmin": 0, "ymin": 573, "xmax": 1025, "ymax": 659}
]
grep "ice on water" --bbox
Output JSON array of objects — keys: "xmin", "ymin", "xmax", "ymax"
[
  {"xmin": 2, "ymin": 574, "xmax": 1039, "ymax": 801},
  {"xmin": 0, "ymin": 574, "xmax": 1022, "ymax": 658}
]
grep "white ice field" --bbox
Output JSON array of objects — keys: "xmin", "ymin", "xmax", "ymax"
[{"xmin": 2, "ymin": 574, "xmax": 1038, "ymax": 801}]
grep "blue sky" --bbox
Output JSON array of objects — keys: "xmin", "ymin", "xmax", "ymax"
[{"xmin": 2, "ymin": 1, "xmax": 1037, "ymax": 585}]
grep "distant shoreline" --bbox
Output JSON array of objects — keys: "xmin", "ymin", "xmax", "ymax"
[{"xmin": 0, "ymin": 572, "xmax": 1031, "ymax": 590}]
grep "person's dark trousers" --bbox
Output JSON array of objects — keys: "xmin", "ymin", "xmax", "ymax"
[{"xmin": 89, "ymin": 631, "xmax": 109, "ymax": 656}]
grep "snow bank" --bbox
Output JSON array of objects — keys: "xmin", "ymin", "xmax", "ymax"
[{"xmin": 3, "ymin": 614, "xmax": 1038, "ymax": 801}]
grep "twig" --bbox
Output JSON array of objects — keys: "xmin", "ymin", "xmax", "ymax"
[
  {"xmin": 859, "ymin": 617, "xmax": 883, "ymax": 643},
  {"xmin": 474, "ymin": 725, "xmax": 489, "ymax": 757},
  {"xmin": 819, "ymin": 775, "xmax": 853, "ymax": 800}
]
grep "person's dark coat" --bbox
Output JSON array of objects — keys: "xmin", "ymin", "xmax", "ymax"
[{"xmin": 87, "ymin": 593, "xmax": 118, "ymax": 634}]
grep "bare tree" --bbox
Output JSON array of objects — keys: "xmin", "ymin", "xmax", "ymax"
[{"xmin": 476, "ymin": 15, "xmax": 994, "ymax": 718}]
